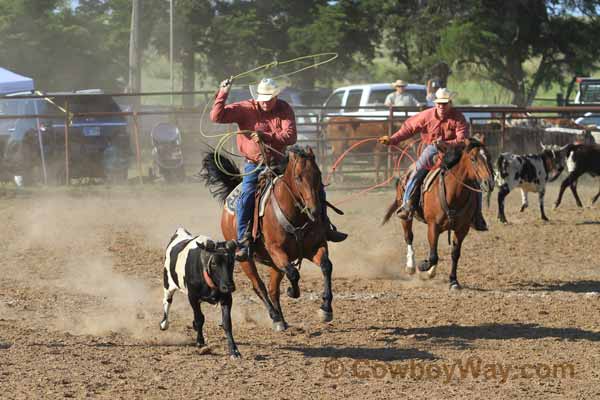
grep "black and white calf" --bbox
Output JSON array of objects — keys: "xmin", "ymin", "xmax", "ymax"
[
  {"xmin": 495, "ymin": 144, "xmax": 566, "ymax": 223},
  {"xmin": 555, "ymin": 144, "xmax": 600, "ymax": 208},
  {"xmin": 160, "ymin": 227, "xmax": 240, "ymax": 358}
]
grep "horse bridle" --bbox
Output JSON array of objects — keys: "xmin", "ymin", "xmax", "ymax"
[
  {"xmin": 261, "ymin": 142, "xmax": 316, "ymax": 222},
  {"xmin": 283, "ymin": 156, "xmax": 317, "ymax": 221},
  {"xmin": 446, "ymin": 148, "xmax": 491, "ymax": 193}
]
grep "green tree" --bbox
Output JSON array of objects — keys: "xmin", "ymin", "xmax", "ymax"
[
  {"xmin": 436, "ymin": 0, "xmax": 600, "ymax": 105},
  {"xmin": 201, "ymin": 0, "xmax": 381, "ymax": 89},
  {"xmin": 150, "ymin": 0, "xmax": 214, "ymax": 105},
  {"xmin": 378, "ymin": 0, "xmax": 458, "ymax": 83},
  {"xmin": 0, "ymin": 0, "xmax": 160, "ymax": 92}
]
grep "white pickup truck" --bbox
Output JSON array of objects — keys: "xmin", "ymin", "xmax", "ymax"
[
  {"xmin": 321, "ymin": 83, "xmax": 431, "ymax": 121},
  {"xmin": 321, "ymin": 82, "xmax": 494, "ymax": 125}
]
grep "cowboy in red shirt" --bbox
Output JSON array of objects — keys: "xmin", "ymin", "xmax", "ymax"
[
  {"xmin": 378, "ymin": 88, "xmax": 488, "ymax": 231},
  {"xmin": 211, "ymin": 78, "xmax": 347, "ymax": 261}
]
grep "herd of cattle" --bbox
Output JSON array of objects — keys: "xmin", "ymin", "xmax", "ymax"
[{"xmin": 159, "ymin": 126, "xmax": 599, "ymax": 358}]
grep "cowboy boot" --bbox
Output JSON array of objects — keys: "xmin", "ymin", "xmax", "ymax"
[
  {"xmin": 325, "ymin": 217, "xmax": 348, "ymax": 242},
  {"xmin": 397, "ymin": 199, "xmax": 415, "ymax": 220},
  {"xmin": 235, "ymin": 232, "xmax": 253, "ymax": 262},
  {"xmin": 471, "ymin": 200, "xmax": 489, "ymax": 232}
]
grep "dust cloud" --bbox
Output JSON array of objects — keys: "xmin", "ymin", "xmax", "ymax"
[{"xmin": 0, "ymin": 186, "xmax": 441, "ymax": 338}]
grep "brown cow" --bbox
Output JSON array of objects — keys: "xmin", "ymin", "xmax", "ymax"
[{"xmin": 324, "ymin": 116, "xmax": 394, "ymax": 182}]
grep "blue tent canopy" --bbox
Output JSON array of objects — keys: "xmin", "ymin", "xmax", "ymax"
[{"xmin": 0, "ymin": 67, "xmax": 34, "ymax": 94}]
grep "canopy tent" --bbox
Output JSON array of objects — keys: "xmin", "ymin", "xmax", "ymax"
[{"xmin": 0, "ymin": 67, "xmax": 34, "ymax": 94}]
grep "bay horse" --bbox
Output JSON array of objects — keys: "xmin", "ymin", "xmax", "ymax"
[
  {"xmin": 201, "ymin": 145, "xmax": 334, "ymax": 331},
  {"xmin": 382, "ymin": 139, "xmax": 494, "ymax": 289}
]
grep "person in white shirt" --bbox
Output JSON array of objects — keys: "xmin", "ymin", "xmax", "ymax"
[{"xmin": 384, "ymin": 80, "xmax": 420, "ymax": 107}]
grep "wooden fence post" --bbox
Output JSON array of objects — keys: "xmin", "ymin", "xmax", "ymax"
[{"xmin": 132, "ymin": 112, "xmax": 144, "ymax": 184}]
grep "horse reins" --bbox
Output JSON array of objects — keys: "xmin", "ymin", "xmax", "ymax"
[
  {"xmin": 438, "ymin": 149, "xmax": 491, "ymax": 244},
  {"xmin": 257, "ymin": 142, "xmax": 315, "ymax": 271}
]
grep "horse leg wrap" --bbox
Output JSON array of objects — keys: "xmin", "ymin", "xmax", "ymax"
[
  {"xmin": 285, "ymin": 264, "xmax": 301, "ymax": 299},
  {"xmin": 285, "ymin": 265, "xmax": 300, "ymax": 283}
]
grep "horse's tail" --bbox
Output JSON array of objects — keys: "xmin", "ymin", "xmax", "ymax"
[
  {"xmin": 200, "ymin": 152, "xmax": 242, "ymax": 203},
  {"xmin": 382, "ymin": 177, "xmax": 400, "ymax": 225}
]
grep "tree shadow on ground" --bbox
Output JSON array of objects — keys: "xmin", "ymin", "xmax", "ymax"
[
  {"xmin": 280, "ymin": 345, "xmax": 435, "ymax": 361},
  {"xmin": 386, "ymin": 323, "xmax": 600, "ymax": 342},
  {"xmin": 514, "ymin": 280, "xmax": 600, "ymax": 293},
  {"xmin": 576, "ymin": 220, "xmax": 600, "ymax": 225}
]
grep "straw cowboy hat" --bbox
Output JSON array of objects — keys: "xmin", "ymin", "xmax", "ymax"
[
  {"xmin": 255, "ymin": 78, "xmax": 281, "ymax": 102},
  {"xmin": 392, "ymin": 79, "xmax": 407, "ymax": 87},
  {"xmin": 433, "ymin": 87, "xmax": 455, "ymax": 103}
]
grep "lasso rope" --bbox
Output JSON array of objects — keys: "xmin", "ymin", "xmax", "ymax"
[
  {"xmin": 199, "ymin": 52, "xmax": 338, "ymax": 138},
  {"xmin": 329, "ymin": 139, "xmax": 422, "ymax": 206},
  {"xmin": 232, "ymin": 52, "xmax": 338, "ymax": 85},
  {"xmin": 213, "ymin": 131, "xmax": 267, "ymax": 177}
]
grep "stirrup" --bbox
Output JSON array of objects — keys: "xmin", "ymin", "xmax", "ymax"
[
  {"xmin": 396, "ymin": 202, "xmax": 414, "ymax": 220},
  {"xmin": 235, "ymin": 246, "xmax": 251, "ymax": 262}
]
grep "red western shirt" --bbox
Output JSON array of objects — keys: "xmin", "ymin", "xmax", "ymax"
[
  {"xmin": 210, "ymin": 89, "xmax": 297, "ymax": 163},
  {"xmin": 389, "ymin": 107, "xmax": 469, "ymax": 146}
]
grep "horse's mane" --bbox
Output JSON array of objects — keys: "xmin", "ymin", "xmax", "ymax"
[
  {"xmin": 278, "ymin": 145, "xmax": 316, "ymax": 171},
  {"xmin": 441, "ymin": 139, "xmax": 484, "ymax": 170}
]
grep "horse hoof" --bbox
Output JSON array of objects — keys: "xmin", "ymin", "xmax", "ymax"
[
  {"xmin": 427, "ymin": 265, "xmax": 437, "ymax": 279},
  {"xmin": 319, "ymin": 309, "xmax": 334, "ymax": 323},
  {"xmin": 418, "ymin": 261, "xmax": 429, "ymax": 272},
  {"xmin": 159, "ymin": 320, "xmax": 169, "ymax": 331},
  {"xmin": 273, "ymin": 321, "xmax": 288, "ymax": 332},
  {"xmin": 450, "ymin": 282, "xmax": 461, "ymax": 291},
  {"xmin": 405, "ymin": 265, "xmax": 416, "ymax": 275},
  {"xmin": 287, "ymin": 286, "xmax": 300, "ymax": 299}
]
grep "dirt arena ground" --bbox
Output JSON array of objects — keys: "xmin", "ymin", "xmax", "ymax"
[{"xmin": 0, "ymin": 180, "xmax": 599, "ymax": 399}]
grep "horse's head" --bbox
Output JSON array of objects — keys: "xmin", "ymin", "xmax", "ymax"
[
  {"xmin": 464, "ymin": 138, "xmax": 495, "ymax": 192},
  {"xmin": 282, "ymin": 146, "xmax": 322, "ymax": 221}
]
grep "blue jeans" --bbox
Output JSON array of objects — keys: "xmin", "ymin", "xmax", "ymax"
[
  {"xmin": 403, "ymin": 144, "xmax": 438, "ymax": 206},
  {"xmin": 236, "ymin": 162, "xmax": 265, "ymax": 243},
  {"xmin": 402, "ymin": 144, "xmax": 483, "ymax": 209}
]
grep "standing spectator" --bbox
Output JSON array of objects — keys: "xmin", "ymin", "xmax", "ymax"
[
  {"xmin": 384, "ymin": 80, "xmax": 420, "ymax": 107},
  {"xmin": 426, "ymin": 79, "xmax": 440, "ymax": 103}
]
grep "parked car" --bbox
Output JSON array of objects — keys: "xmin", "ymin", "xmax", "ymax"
[
  {"xmin": 575, "ymin": 112, "xmax": 600, "ymax": 128},
  {"xmin": 0, "ymin": 90, "xmax": 130, "ymax": 185}
]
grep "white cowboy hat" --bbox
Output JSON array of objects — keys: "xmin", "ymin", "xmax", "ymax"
[
  {"xmin": 255, "ymin": 78, "xmax": 281, "ymax": 102},
  {"xmin": 392, "ymin": 79, "xmax": 407, "ymax": 87},
  {"xmin": 433, "ymin": 87, "xmax": 455, "ymax": 103}
]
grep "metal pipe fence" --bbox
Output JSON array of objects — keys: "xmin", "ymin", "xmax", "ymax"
[{"xmin": 0, "ymin": 91, "xmax": 598, "ymax": 188}]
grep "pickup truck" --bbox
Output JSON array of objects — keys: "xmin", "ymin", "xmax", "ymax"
[
  {"xmin": 321, "ymin": 83, "xmax": 430, "ymax": 121},
  {"xmin": 321, "ymin": 82, "xmax": 492, "ymax": 124},
  {"xmin": 559, "ymin": 77, "xmax": 600, "ymax": 106}
]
